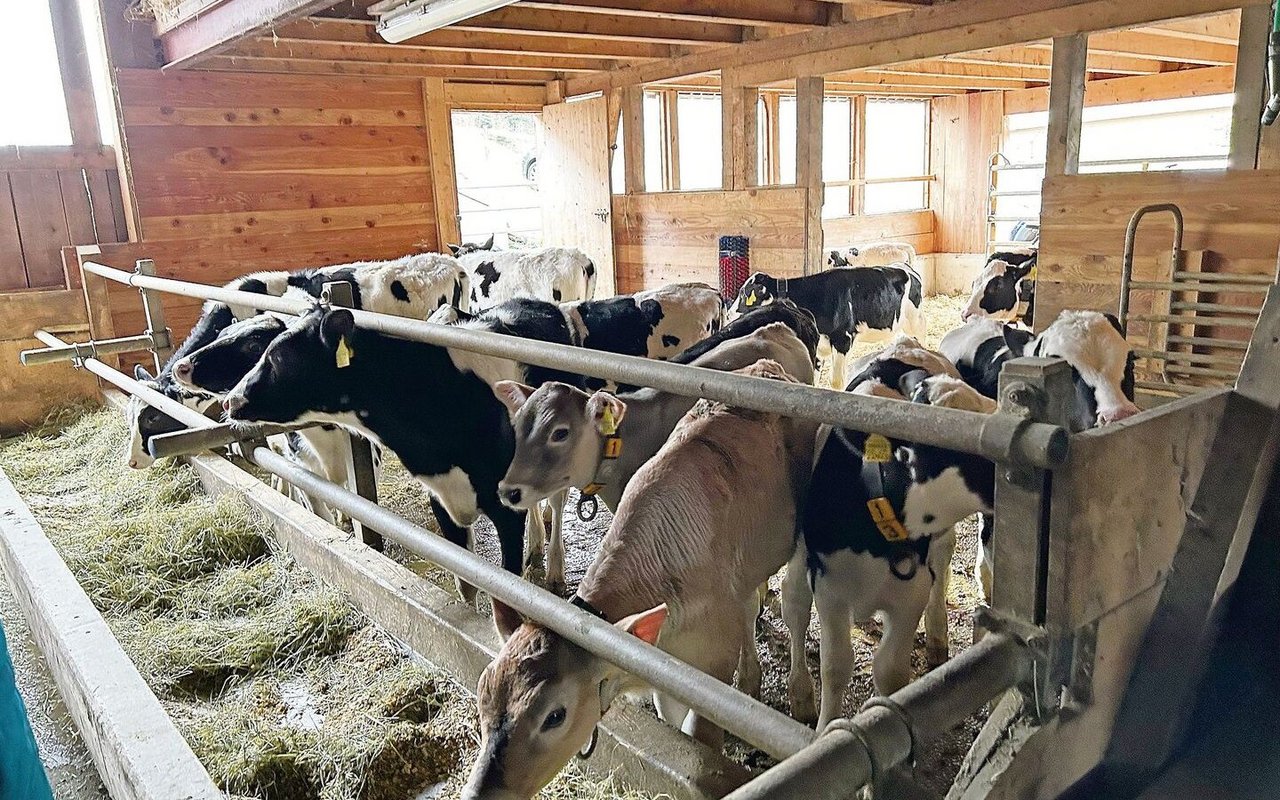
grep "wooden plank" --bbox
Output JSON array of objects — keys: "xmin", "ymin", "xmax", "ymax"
[
  {"xmin": 1045, "ymin": 34, "xmax": 1087, "ymax": 178},
  {"xmin": 160, "ymin": 0, "xmax": 339, "ymax": 69},
  {"xmin": 0, "ymin": 288, "xmax": 88, "ymax": 339},
  {"xmin": 201, "ymin": 55, "xmax": 560, "ymax": 82},
  {"xmin": 178, "ymin": 443, "xmax": 751, "ymax": 800},
  {"xmin": 0, "ymin": 174, "xmax": 25, "ymax": 290},
  {"xmin": 821, "ymin": 209, "xmax": 934, "ymax": 246},
  {"xmin": 58, "ymin": 170, "xmax": 98, "ymax": 261},
  {"xmin": 930, "ymin": 91, "xmax": 1003, "ymax": 254},
  {"xmin": 48, "ymin": 0, "xmax": 102, "ymax": 148},
  {"xmin": 0, "ymin": 468, "xmax": 223, "ymax": 799},
  {"xmin": 795, "ymin": 77, "xmax": 823, "ymax": 275},
  {"xmin": 0, "ymin": 147, "xmax": 116, "ymax": 171},
  {"xmin": 423, "ymin": 77, "xmax": 460, "ymax": 249},
  {"xmin": 455, "ymin": 5, "xmax": 745, "ymax": 46},
  {"xmin": 563, "ymin": 0, "xmax": 1266, "ymax": 95},
  {"xmin": 1228, "ymin": 4, "xmax": 1270, "ymax": 170},
  {"xmin": 1078, "ymin": 30, "xmax": 1237, "ymax": 65},
  {"xmin": 84, "ymin": 170, "xmax": 121, "ymax": 244},
  {"xmin": 143, "ymin": 202, "xmax": 433, "ymax": 241},
  {"xmin": 1003, "ymin": 64, "xmax": 1237, "ymax": 115},
  {"xmin": 227, "ymin": 36, "xmax": 620, "ymax": 72},
  {"xmin": 514, "ymin": 0, "xmax": 832, "ymax": 28},
  {"xmin": 720, "ymin": 71, "xmax": 757, "ymax": 191},
  {"xmin": 104, "ymin": 171, "xmax": 130, "ymax": 241},
  {"xmin": 444, "ymin": 82, "xmax": 548, "ymax": 110},
  {"xmin": 622, "ymin": 86, "xmax": 645, "ymax": 193},
  {"xmin": 132, "ymin": 170, "xmax": 431, "ymax": 218},
  {"xmin": 9, "ymin": 170, "xmax": 71, "ymax": 289},
  {"xmin": 118, "ymin": 67, "xmax": 424, "ymax": 108}
]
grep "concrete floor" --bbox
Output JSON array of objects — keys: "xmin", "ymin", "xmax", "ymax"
[{"xmin": 0, "ymin": 564, "xmax": 105, "ymax": 800}]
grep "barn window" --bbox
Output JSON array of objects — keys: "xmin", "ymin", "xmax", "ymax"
[
  {"xmin": 675, "ymin": 92, "xmax": 723, "ymax": 191},
  {"xmin": 862, "ymin": 98, "xmax": 931, "ymax": 214},
  {"xmin": 0, "ymin": 3, "xmax": 72, "ymax": 145},
  {"xmin": 821, "ymin": 97, "xmax": 853, "ymax": 219},
  {"xmin": 451, "ymin": 111, "xmax": 544, "ymax": 248}
]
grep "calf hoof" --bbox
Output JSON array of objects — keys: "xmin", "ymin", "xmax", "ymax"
[
  {"xmin": 789, "ymin": 682, "xmax": 819, "ymax": 726},
  {"xmin": 736, "ymin": 666, "xmax": 763, "ymax": 700},
  {"xmin": 457, "ymin": 579, "xmax": 479, "ymax": 609},
  {"xmin": 926, "ymin": 639, "xmax": 950, "ymax": 668},
  {"xmin": 546, "ymin": 577, "xmax": 568, "ymax": 597}
]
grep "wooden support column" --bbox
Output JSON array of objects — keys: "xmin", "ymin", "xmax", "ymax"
[
  {"xmin": 606, "ymin": 89, "xmax": 622, "ymax": 172},
  {"xmin": 49, "ymin": 0, "xmax": 102, "ymax": 149},
  {"xmin": 722, "ymin": 71, "xmax": 759, "ymax": 190},
  {"xmin": 796, "ymin": 76, "xmax": 825, "ymax": 274},
  {"xmin": 1229, "ymin": 3, "xmax": 1271, "ymax": 170},
  {"xmin": 423, "ymin": 78, "xmax": 461, "ymax": 249},
  {"xmin": 852, "ymin": 94, "xmax": 867, "ymax": 216},
  {"xmin": 621, "ymin": 86, "xmax": 645, "ymax": 194},
  {"xmin": 1045, "ymin": 34, "xmax": 1087, "ymax": 177},
  {"xmin": 662, "ymin": 89, "xmax": 680, "ymax": 191}
]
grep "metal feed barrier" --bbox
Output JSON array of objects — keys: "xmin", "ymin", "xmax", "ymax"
[{"xmin": 23, "ymin": 258, "xmax": 1073, "ymax": 798}]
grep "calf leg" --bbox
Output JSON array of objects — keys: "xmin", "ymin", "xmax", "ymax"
[
  {"xmin": 815, "ymin": 579, "xmax": 854, "ymax": 731},
  {"xmin": 523, "ymin": 506, "xmax": 544, "ymax": 572},
  {"xmin": 977, "ymin": 513, "xmax": 994, "ymax": 603},
  {"xmin": 924, "ymin": 527, "xmax": 956, "ymax": 668},
  {"xmin": 781, "ymin": 552, "xmax": 818, "ymax": 724},
  {"xmin": 546, "ymin": 489, "xmax": 567, "ymax": 595},
  {"xmin": 429, "ymin": 495, "xmax": 477, "ymax": 606},
  {"xmin": 735, "ymin": 594, "xmax": 763, "ymax": 699},
  {"xmin": 828, "ymin": 332, "xmax": 853, "ymax": 391},
  {"xmin": 872, "ymin": 573, "xmax": 932, "ymax": 696},
  {"xmin": 653, "ymin": 693, "xmax": 691, "ymax": 732}
]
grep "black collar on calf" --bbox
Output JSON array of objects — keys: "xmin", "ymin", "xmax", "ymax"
[{"xmin": 860, "ymin": 452, "xmax": 929, "ymax": 581}]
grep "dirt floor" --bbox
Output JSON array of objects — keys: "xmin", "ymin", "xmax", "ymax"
[{"xmin": 379, "ymin": 292, "xmax": 989, "ymax": 798}]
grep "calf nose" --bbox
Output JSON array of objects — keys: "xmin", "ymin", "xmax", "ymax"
[
  {"xmin": 1098, "ymin": 402, "xmax": 1141, "ymax": 425},
  {"xmin": 172, "ymin": 358, "xmax": 193, "ymax": 381},
  {"xmin": 223, "ymin": 393, "xmax": 247, "ymax": 415}
]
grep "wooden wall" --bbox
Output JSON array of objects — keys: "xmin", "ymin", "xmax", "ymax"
[
  {"xmin": 0, "ymin": 283, "xmax": 99, "ymax": 434},
  {"xmin": 101, "ymin": 68, "xmax": 440, "ymax": 347},
  {"xmin": 1037, "ymin": 170, "xmax": 1280, "ymax": 328},
  {"xmin": 820, "ymin": 209, "xmax": 935, "ymax": 257},
  {"xmin": 930, "ymin": 92, "xmax": 1004, "ymax": 255},
  {"xmin": 0, "ymin": 155, "xmax": 127, "ymax": 290},
  {"xmin": 613, "ymin": 187, "xmax": 806, "ymax": 293}
]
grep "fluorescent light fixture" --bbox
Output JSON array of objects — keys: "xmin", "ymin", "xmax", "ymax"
[{"xmin": 374, "ymin": 0, "xmax": 521, "ymax": 43}]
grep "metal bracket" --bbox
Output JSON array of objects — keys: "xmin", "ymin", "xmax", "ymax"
[{"xmin": 134, "ymin": 259, "xmax": 174, "ymax": 369}]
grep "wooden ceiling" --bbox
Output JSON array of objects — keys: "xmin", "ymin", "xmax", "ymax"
[{"xmin": 179, "ymin": 0, "xmax": 1241, "ymax": 98}]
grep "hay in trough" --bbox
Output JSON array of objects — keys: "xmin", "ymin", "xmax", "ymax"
[{"xmin": 0, "ymin": 405, "xmax": 658, "ymax": 800}]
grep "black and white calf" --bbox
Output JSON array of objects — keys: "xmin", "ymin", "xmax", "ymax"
[
  {"xmin": 781, "ymin": 341, "xmax": 996, "ymax": 728},
  {"xmin": 728, "ymin": 265, "xmax": 924, "ymax": 389},
  {"xmin": 222, "ymin": 299, "xmax": 578, "ymax": 602},
  {"xmin": 961, "ymin": 250, "xmax": 1038, "ymax": 326},
  {"xmin": 827, "ymin": 240, "xmax": 917, "ymax": 269},
  {"xmin": 457, "ymin": 246, "xmax": 596, "ymax": 311}
]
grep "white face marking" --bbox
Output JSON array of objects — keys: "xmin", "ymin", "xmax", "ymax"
[
  {"xmin": 963, "ymin": 259, "xmax": 1013, "ymax": 321},
  {"xmin": 901, "ymin": 466, "xmax": 989, "ymax": 537}
]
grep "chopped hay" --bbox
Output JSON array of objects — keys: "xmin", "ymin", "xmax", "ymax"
[{"xmin": 0, "ymin": 407, "xmax": 657, "ymax": 800}]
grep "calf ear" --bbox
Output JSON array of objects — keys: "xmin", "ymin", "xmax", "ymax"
[
  {"xmin": 491, "ymin": 597, "xmax": 525, "ymax": 641},
  {"xmin": 616, "ymin": 604, "xmax": 667, "ymax": 646},
  {"xmin": 481, "ymin": 234, "xmax": 495, "ymax": 250},
  {"xmin": 134, "ymin": 364, "xmax": 154, "ymax": 382},
  {"xmin": 586, "ymin": 391, "xmax": 627, "ymax": 433},
  {"xmin": 1101, "ymin": 313, "xmax": 1124, "ymax": 336},
  {"xmin": 320, "ymin": 309, "xmax": 356, "ymax": 348},
  {"xmin": 1002, "ymin": 325, "xmax": 1034, "ymax": 355},
  {"xmin": 493, "ymin": 381, "xmax": 535, "ymax": 415},
  {"xmin": 447, "ymin": 243, "xmax": 461, "ymax": 256}
]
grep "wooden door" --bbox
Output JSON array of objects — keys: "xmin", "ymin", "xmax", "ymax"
[{"xmin": 540, "ymin": 97, "xmax": 617, "ymax": 297}]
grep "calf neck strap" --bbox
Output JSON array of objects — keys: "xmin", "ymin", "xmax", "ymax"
[
  {"xmin": 861, "ymin": 456, "xmax": 928, "ymax": 580},
  {"xmin": 576, "ymin": 421, "xmax": 624, "ymax": 521}
]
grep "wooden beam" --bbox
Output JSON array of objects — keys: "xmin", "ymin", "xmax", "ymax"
[
  {"xmin": 444, "ymin": 82, "xmax": 548, "ymax": 110},
  {"xmin": 278, "ymin": 17, "xmax": 683, "ymax": 59},
  {"xmin": 871, "ymin": 59, "xmax": 1055, "ymax": 82},
  {"xmin": 825, "ymin": 69, "xmax": 1030, "ymax": 90},
  {"xmin": 201, "ymin": 55, "xmax": 558, "ymax": 82},
  {"xmin": 1135, "ymin": 11, "xmax": 1241, "ymax": 45},
  {"xmin": 422, "ymin": 78, "xmax": 460, "ymax": 248},
  {"xmin": 1054, "ymin": 30, "xmax": 1237, "ymax": 66},
  {"xmin": 515, "ymin": 0, "xmax": 833, "ymax": 28},
  {"xmin": 454, "ymin": 5, "xmax": 745, "ymax": 46},
  {"xmin": 563, "ymin": 0, "xmax": 1263, "ymax": 95},
  {"xmin": 661, "ymin": 89, "xmax": 680, "ymax": 190},
  {"xmin": 621, "ymin": 85, "xmax": 645, "ymax": 192},
  {"xmin": 944, "ymin": 45, "xmax": 1165, "ymax": 76},
  {"xmin": 721, "ymin": 71, "xmax": 758, "ymax": 190},
  {"xmin": 1045, "ymin": 34, "xmax": 1087, "ymax": 177},
  {"xmin": 796, "ymin": 76, "xmax": 824, "ymax": 274},
  {"xmin": 48, "ymin": 0, "xmax": 102, "ymax": 148},
  {"xmin": 1228, "ymin": 4, "xmax": 1269, "ymax": 170},
  {"xmin": 229, "ymin": 36, "xmax": 619, "ymax": 72},
  {"xmin": 159, "ymin": 0, "xmax": 336, "ymax": 69},
  {"xmin": 1003, "ymin": 64, "xmax": 1237, "ymax": 115}
]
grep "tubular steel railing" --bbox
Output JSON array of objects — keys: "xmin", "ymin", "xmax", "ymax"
[{"xmin": 25, "ymin": 260, "xmax": 1049, "ymax": 797}]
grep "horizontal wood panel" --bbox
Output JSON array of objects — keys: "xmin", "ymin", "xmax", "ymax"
[
  {"xmin": 118, "ymin": 69, "xmax": 425, "ymax": 109},
  {"xmin": 132, "ymin": 170, "xmax": 434, "ymax": 217},
  {"xmin": 821, "ymin": 209, "xmax": 935, "ymax": 253},
  {"xmin": 613, "ymin": 187, "xmax": 807, "ymax": 293},
  {"xmin": 149, "ymin": 202, "xmax": 433, "ymax": 240}
]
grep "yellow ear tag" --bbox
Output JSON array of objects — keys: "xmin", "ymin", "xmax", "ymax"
[
  {"xmin": 1026, "ymin": 266, "xmax": 1038, "ymax": 281},
  {"xmin": 744, "ymin": 290, "xmax": 757, "ymax": 307},
  {"xmin": 864, "ymin": 434, "xmax": 892, "ymax": 463},
  {"xmin": 600, "ymin": 405, "xmax": 618, "ymax": 435},
  {"xmin": 335, "ymin": 336, "xmax": 353, "ymax": 369}
]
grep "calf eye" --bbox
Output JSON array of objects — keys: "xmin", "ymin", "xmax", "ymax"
[
  {"xmin": 550, "ymin": 428, "xmax": 570, "ymax": 443},
  {"xmin": 923, "ymin": 514, "xmax": 936, "ymax": 525},
  {"xmin": 542, "ymin": 707, "xmax": 567, "ymax": 731}
]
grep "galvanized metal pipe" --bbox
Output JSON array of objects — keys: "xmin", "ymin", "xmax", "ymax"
[
  {"xmin": 20, "ymin": 333, "xmax": 158, "ymax": 366},
  {"xmin": 47, "ymin": 341, "xmax": 819, "ymax": 761},
  {"xmin": 1120, "ymin": 203, "xmax": 1184, "ymax": 336},
  {"xmin": 148, "ymin": 421, "xmax": 313, "ymax": 459},
  {"xmin": 721, "ymin": 632, "xmax": 1032, "ymax": 800},
  {"xmin": 81, "ymin": 261, "xmax": 1069, "ymax": 469}
]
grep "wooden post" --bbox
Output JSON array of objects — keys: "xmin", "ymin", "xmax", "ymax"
[
  {"xmin": 661, "ymin": 89, "xmax": 680, "ymax": 191},
  {"xmin": 763, "ymin": 92, "xmax": 782, "ymax": 186},
  {"xmin": 722, "ymin": 70, "xmax": 759, "ymax": 190},
  {"xmin": 423, "ymin": 78, "xmax": 461, "ymax": 249},
  {"xmin": 852, "ymin": 95, "xmax": 867, "ymax": 216},
  {"xmin": 48, "ymin": 0, "xmax": 102, "ymax": 150},
  {"xmin": 796, "ymin": 76, "xmax": 825, "ymax": 275},
  {"xmin": 621, "ymin": 86, "xmax": 645, "ymax": 194},
  {"xmin": 606, "ymin": 88, "xmax": 622, "ymax": 172},
  {"xmin": 1045, "ymin": 34, "xmax": 1087, "ymax": 178},
  {"xmin": 992, "ymin": 357, "xmax": 1075, "ymax": 624},
  {"xmin": 1228, "ymin": 4, "xmax": 1270, "ymax": 170},
  {"xmin": 1105, "ymin": 288, "xmax": 1280, "ymax": 784},
  {"xmin": 322, "ymin": 280, "xmax": 384, "ymax": 552}
]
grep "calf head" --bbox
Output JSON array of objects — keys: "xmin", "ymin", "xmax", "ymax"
[
  {"xmin": 172, "ymin": 314, "xmax": 289, "ymax": 396},
  {"xmin": 827, "ymin": 248, "xmax": 858, "ymax": 268},
  {"xmin": 492, "ymin": 381, "xmax": 626, "ymax": 511},
  {"xmin": 465, "ymin": 602, "xmax": 666, "ymax": 800},
  {"xmin": 223, "ymin": 306, "xmax": 356, "ymax": 425},
  {"xmin": 1008, "ymin": 311, "xmax": 1140, "ymax": 429},
  {"xmin": 962, "ymin": 254, "xmax": 1037, "ymax": 322},
  {"xmin": 449, "ymin": 234, "xmax": 496, "ymax": 257},
  {"xmin": 124, "ymin": 365, "xmax": 216, "ymax": 469},
  {"xmin": 727, "ymin": 272, "xmax": 779, "ymax": 320}
]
